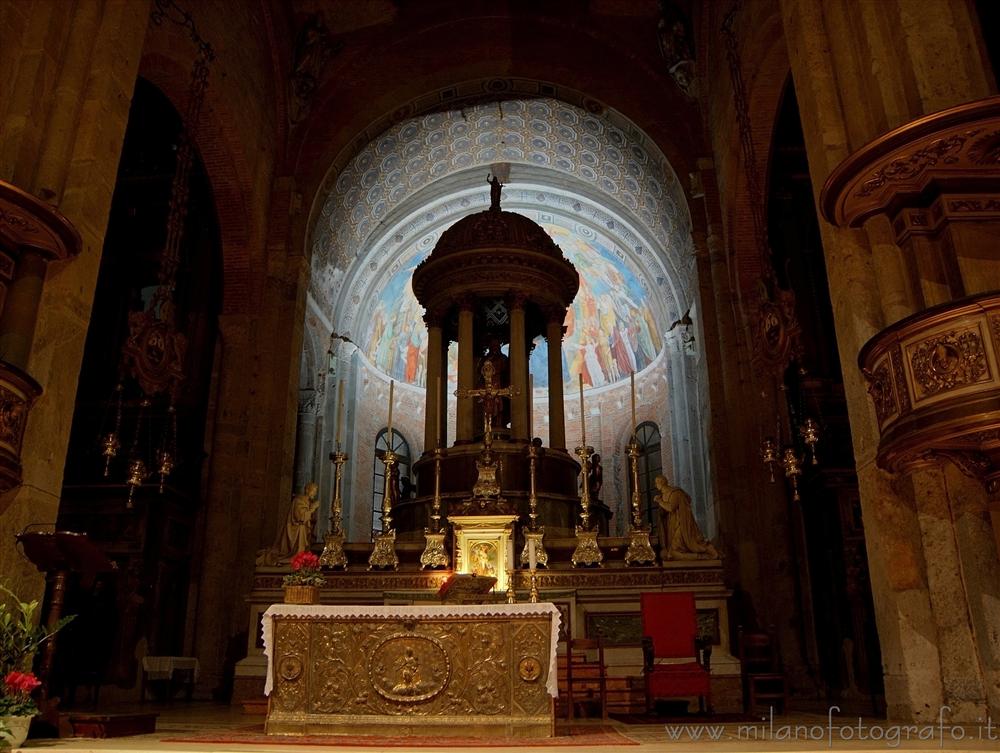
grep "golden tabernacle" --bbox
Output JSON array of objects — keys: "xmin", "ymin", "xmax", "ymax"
[{"xmin": 263, "ymin": 603, "xmax": 560, "ymax": 738}]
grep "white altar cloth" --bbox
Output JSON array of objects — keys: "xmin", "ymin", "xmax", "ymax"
[{"xmin": 262, "ymin": 602, "xmax": 562, "ymax": 697}]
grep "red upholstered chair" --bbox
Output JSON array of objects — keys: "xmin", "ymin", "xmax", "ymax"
[{"xmin": 640, "ymin": 592, "xmax": 712, "ymax": 714}]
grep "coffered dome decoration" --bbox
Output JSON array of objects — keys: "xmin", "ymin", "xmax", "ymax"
[{"xmin": 309, "ymin": 98, "xmax": 695, "ymax": 340}]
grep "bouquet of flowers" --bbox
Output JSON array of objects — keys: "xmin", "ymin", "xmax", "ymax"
[
  {"xmin": 0, "ymin": 671, "xmax": 41, "ymax": 716},
  {"xmin": 282, "ymin": 551, "xmax": 325, "ymax": 587}
]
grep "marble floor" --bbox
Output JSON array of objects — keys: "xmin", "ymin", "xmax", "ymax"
[{"xmin": 14, "ymin": 703, "xmax": 1000, "ymax": 753}]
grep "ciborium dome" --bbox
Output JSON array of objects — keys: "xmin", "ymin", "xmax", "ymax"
[
  {"xmin": 411, "ymin": 206, "xmax": 579, "ymax": 324},
  {"xmin": 397, "ymin": 183, "xmax": 588, "ymax": 540}
]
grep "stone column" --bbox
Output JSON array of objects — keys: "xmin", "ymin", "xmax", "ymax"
[
  {"xmin": 423, "ymin": 316, "xmax": 443, "ymax": 451},
  {"xmin": 508, "ymin": 295, "xmax": 528, "ymax": 441},
  {"xmin": 0, "ymin": 0, "xmax": 150, "ymax": 600},
  {"xmin": 456, "ymin": 299, "xmax": 475, "ymax": 442},
  {"xmin": 545, "ymin": 314, "xmax": 566, "ymax": 450},
  {"xmin": 907, "ymin": 461, "xmax": 986, "ymax": 720},
  {"xmin": 778, "ymin": 0, "xmax": 997, "ymax": 721},
  {"xmin": 0, "ymin": 250, "xmax": 47, "ymax": 371},
  {"xmin": 293, "ymin": 407, "xmax": 317, "ymax": 493},
  {"xmin": 439, "ymin": 337, "xmax": 449, "ymax": 448}
]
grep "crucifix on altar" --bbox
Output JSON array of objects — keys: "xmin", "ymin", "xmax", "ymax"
[{"xmin": 455, "ymin": 359, "xmax": 519, "ymax": 508}]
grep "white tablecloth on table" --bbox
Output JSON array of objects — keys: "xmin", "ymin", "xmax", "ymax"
[
  {"xmin": 262, "ymin": 602, "xmax": 562, "ymax": 698},
  {"xmin": 141, "ymin": 655, "xmax": 200, "ymax": 682}
]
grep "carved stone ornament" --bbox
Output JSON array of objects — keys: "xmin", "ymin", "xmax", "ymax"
[
  {"xmin": 821, "ymin": 96, "xmax": 1000, "ymax": 226},
  {"xmin": 0, "ymin": 362, "xmax": 41, "ymax": 494},
  {"xmin": 751, "ymin": 283, "xmax": 803, "ymax": 376},
  {"xmin": 909, "ymin": 329, "xmax": 989, "ymax": 399},
  {"xmin": 862, "ymin": 359, "xmax": 897, "ymax": 426},
  {"xmin": 858, "ymin": 292, "xmax": 1000, "ymax": 480},
  {"xmin": 288, "ymin": 13, "xmax": 342, "ymax": 124},
  {"xmin": 121, "ymin": 306, "xmax": 188, "ymax": 398}
]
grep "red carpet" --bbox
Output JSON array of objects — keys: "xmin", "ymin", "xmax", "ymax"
[
  {"xmin": 161, "ymin": 723, "xmax": 638, "ymax": 747},
  {"xmin": 611, "ymin": 712, "xmax": 759, "ymax": 724}
]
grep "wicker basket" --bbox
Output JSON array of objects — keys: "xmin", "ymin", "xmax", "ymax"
[{"xmin": 283, "ymin": 584, "xmax": 320, "ymax": 604}]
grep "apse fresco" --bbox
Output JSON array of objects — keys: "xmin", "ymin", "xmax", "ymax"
[
  {"xmin": 364, "ymin": 259, "xmax": 429, "ymax": 386},
  {"xmin": 363, "ymin": 222, "xmax": 662, "ymax": 388},
  {"xmin": 533, "ymin": 224, "xmax": 662, "ymax": 389}
]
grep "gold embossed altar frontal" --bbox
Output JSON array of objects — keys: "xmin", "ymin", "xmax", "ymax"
[{"xmin": 263, "ymin": 603, "xmax": 560, "ymax": 738}]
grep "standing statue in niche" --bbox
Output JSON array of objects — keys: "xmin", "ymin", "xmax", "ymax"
[
  {"xmin": 654, "ymin": 474, "xmax": 718, "ymax": 560},
  {"xmin": 657, "ymin": 1, "xmax": 698, "ymax": 99},
  {"xmin": 256, "ymin": 482, "xmax": 320, "ymax": 565}
]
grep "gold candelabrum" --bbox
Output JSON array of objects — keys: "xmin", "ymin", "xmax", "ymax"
[
  {"xmin": 506, "ymin": 566, "xmax": 516, "ymax": 603},
  {"xmin": 368, "ymin": 448, "xmax": 399, "ymax": 570},
  {"xmin": 320, "ymin": 449, "xmax": 348, "ymax": 569},
  {"xmin": 529, "ymin": 568, "xmax": 540, "ymax": 603},
  {"xmin": 570, "ymin": 444, "xmax": 603, "ymax": 567},
  {"xmin": 624, "ymin": 435, "xmax": 657, "ymax": 566},
  {"xmin": 760, "ymin": 418, "xmax": 819, "ymax": 502},
  {"xmin": 420, "ymin": 447, "xmax": 449, "ymax": 570},
  {"xmin": 520, "ymin": 441, "xmax": 549, "ymax": 568}
]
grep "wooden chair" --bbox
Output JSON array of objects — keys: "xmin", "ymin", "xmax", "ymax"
[
  {"xmin": 738, "ymin": 625, "xmax": 787, "ymax": 713},
  {"xmin": 564, "ymin": 638, "xmax": 608, "ymax": 720},
  {"xmin": 640, "ymin": 592, "xmax": 712, "ymax": 714}
]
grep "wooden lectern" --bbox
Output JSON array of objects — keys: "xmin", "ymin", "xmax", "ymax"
[{"xmin": 15, "ymin": 530, "xmax": 115, "ymax": 733}]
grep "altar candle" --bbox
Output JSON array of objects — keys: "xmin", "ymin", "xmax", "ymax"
[
  {"xmin": 436, "ymin": 376, "xmax": 442, "ymax": 449},
  {"xmin": 630, "ymin": 371, "xmax": 637, "ymax": 437},
  {"xmin": 528, "ymin": 537, "xmax": 537, "ymax": 570},
  {"xmin": 387, "ymin": 380, "xmax": 395, "ymax": 439},
  {"xmin": 578, "ymin": 372, "xmax": 586, "ymax": 447},
  {"xmin": 335, "ymin": 380, "xmax": 345, "ymax": 447},
  {"xmin": 527, "ymin": 374, "xmax": 533, "ymax": 440},
  {"xmin": 507, "ymin": 538, "xmax": 514, "ymax": 572}
]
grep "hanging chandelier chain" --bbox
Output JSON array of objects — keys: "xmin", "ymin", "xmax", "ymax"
[
  {"xmin": 721, "ymin": 1, "xmax": 773, "ymax": 283},
  {"xmin": 151, "ymin": 0, "xmax": 215, "ymax": 291}
]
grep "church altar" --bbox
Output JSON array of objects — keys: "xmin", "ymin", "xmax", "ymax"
[{"xmin": 262, "ymin": 603, "xmax": 560, "ymax": 738}]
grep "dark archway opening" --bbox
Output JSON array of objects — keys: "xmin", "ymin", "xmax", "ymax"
[
  {"xmin": 767, "ymin": 79, "xmax": 885, "ymax": 715},
  {"xmin": 52, "ymin": 77, "xmax": 221, "ymax": 705}
]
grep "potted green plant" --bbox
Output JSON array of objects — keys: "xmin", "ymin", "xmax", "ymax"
[
  {"xmin": 283, "ymin": 552, "xmax": 324, "ymax": 604},
  {"xmin": 0, "ymin": 585, "xmax": 72, "ymax": 749}
]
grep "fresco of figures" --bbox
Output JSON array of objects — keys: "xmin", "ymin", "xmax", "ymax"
[{"xmin": 363, "ymin": 222, "xmax": 662, "ymax": 389}]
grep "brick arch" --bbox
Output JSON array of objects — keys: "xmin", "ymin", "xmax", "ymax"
[
  {"xmin": 290, "ymin": 12, "xmax": 704, "ymax": 241},
  {"xmin": 138, "ymin": 52, "xmax": 254, "ymax": 315},
  {"xmin": 715, "ymin": 14, "xmax": 794, "ymax": 307}
]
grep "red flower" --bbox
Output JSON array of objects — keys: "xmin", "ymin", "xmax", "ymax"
[
  {"xmin": 289, "ymin": 551, "xmax": 320, "ymax": 572},
  {"xmin": 4, "ymin": 671, "xmax": 41, "ymax": 694}
]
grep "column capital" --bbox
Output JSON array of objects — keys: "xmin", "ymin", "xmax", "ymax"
[
  {"xmin": 423, "ymin": 310, "xmax": 445, "ymax": 329},
  {"xmin": 505, "ymin": 292, "xmax": 529, "ymax": 311},
  {"xmin": 458, "ymin": 294, "xmax": 477, "ymax": 313},
  {"xmin": 543, "ymin": 306, "xmax": 565, "ymax": 327}
]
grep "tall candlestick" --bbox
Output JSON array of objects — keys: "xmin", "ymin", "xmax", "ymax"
[
  {"xmin": 630, "ymin": 371, "xmax": 637, "ymax": 438},
  {"xmin": 578, "ymin": 372, "xmax": 586, "ymax": 447},
  {"xmin": 435, "ymin": 376, "xmax": 442, "ymax": 449},
  {"xmin": 527, "ymin": 374, "xmax": 533, "ymax": 441},
  {"xmin": 528, "ymin": 537, "xmax": 537, "ymax": 570},
  {"xmin": 507, "ymin": 537, "xmax": 515, "ymax": 572},
  {"xmin": 387, "ymin": 380, "xmax": 394, "ymax": 438},
  {"xmin": 335, "ymin": 380, "xmax": 345, "ymax": 448}
]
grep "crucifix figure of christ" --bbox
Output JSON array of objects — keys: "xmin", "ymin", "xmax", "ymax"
[{"xmin": 456, "ymin": 360, "xmax": 519, "ymax": 457}]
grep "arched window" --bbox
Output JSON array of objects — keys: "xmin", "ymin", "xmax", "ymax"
[
  {"xmin": 372, "ymin": 428, "xmax": 410, "ymax": 535},
  {"xmin": 627, "ymin": 422, "xmax": 662, "ymax": 527}
]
